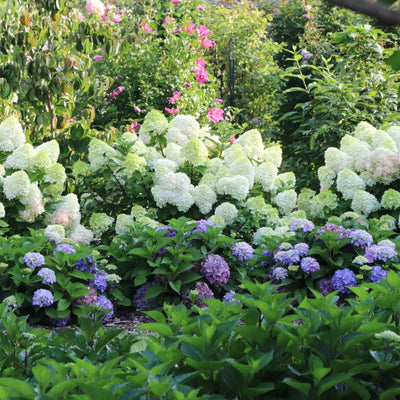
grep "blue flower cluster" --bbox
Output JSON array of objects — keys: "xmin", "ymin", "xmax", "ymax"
[
  {"xmin": 23, "ymin": 252, "xmax": 45, "ymax": 269},
  {"xmin": 331, "ymin": 268, "xmax": 357, "ymax": 294},
  {"xmin": 232, "ymin": 241, "xmax": 254, "ymax": 262},
  {"xmin": 32, "ymin": 289, "xmax": 54, "ymax": 308},
  {"xmin": 289, "ymin": 218, "xmax": 315, "ymax": 233},
  {"xmin": 200, "ymin": 254, "xmax": 230, "ymax": 286}
]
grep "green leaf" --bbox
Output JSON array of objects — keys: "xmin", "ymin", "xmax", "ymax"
[
  {"xmin": 32, "ymin": 365, "xmax": 52, "ymax": 392},
  {"xmin": 0, "ymin": 378, "xmax": 35, "ymax": 399},
  {"xmin": 57, "ymin": 298, "xmax": 71, "ymax": 311},
  {"xmin": 283, "ymin": 378, "xmax": 311, "ymax": 395},
  {"xmin": 169, "ymin": 280, "xmax": 181, "ymax": 294},
  {"xmin": 380, "ymin": 387, "xmax": 400, "ymax": 400},
  {"xmin": 317, "ymin": 373, "xmax": 352, "ymax": 395},
  {"xmin": 138, "ymin": 323, "xmax": 173, "ymax": 336}
]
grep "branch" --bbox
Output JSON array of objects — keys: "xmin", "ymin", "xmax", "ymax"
[{"xmin": 324, "ymin": 0, "xmax": 400, "ymax": 26}]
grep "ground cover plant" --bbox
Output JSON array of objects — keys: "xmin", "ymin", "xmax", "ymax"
[{"xmin": 1, "ymin": 0, "xmax": 400, "ymax": 398}]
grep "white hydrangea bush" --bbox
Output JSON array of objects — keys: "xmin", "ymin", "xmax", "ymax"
[
  {"xmin": 81, "ymin": 111, "xmax": 302, "ymax": 237},
  {"xmin": 0, "ymin": 116, "xmax": 92, "ymax": 243},
  {"xmin": 300, "ymin": 121, "xmax": 400, "ymax": 221}
]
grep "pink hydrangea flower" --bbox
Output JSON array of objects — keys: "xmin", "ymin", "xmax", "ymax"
[
  {"xmin": 86, "ymin": 0, "xmax": 105, "ymax": 16},
  {"xmin": 168, "ymin": 91, "xmax": 181, "ymax": 104},
  {"xmin": 207, "ymin": 108, "xmax": 224, "ymax": 123},
  {"xmin": 165, "ymin": 107, "xmax": 179, "ymax": 114}
]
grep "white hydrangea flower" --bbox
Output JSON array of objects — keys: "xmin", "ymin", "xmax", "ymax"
[
  {"xmin": 324, "ymin": 147, "xmax": 352, "ymax": 173},
  {"xmin": 68, "ymin": 224, "xmax": 94, "ymax": 244},
  {"xmin": 246, "ymin": 196, "xmax": 269, "ymax": 217},
  {"xmin": 34, "ymin": 140, "xmax": 60, "ymax": 165},
  {"xmin": 130, "ymin": 204, "xmax": 148, "ymax": 220},
  {"xmin": 164, "ymin": 142, "xmax": 184, "ymax": 166},
  {"xmin": 297, "ymin": 188, "xmax": 316, "ymax": 216},
  {"xmin": 223, "ymin": 144, "xmax": 245, "ymax": 166},
  {"xmin": 199, "ymin": 173, "xmax": 217, "ymax": 189},
  {"xmin": 379, "ymin": 214, "xmax": 396, "ymax": 230},
  {"xmin": 4, "ymin": 143, "xmax": 35, "ymax": 170},
  {"xmin": 171, "ymin": 114, "xmax": 200, "ymax": 140},
  {"xmin": 153, "ymin": 159, "xmax": 178, "ymax": 184},
  {"xmin": 351, "ymin": 190, "xmax": 380, "ymax": 216},
  {"xmin": 386, "ymin": 126, "xmax": 400, "ymax": 150},
  {"xmin": 205, "ymin": 158, "xmax": 223, "ymax": 175},
  {"xmin": 308, "ymin": 189, "xmax": 338, "ymax": 219},
  {"xmin": 142, "ymin": 146, "xmax": 163, "ymax": 169},
  {"xmin": 191, "ymin": 184, "xmax": 217, "ymax": 214},
  {"xmin": 0, "ymin": 164, "xmax": 5, "ymax": 184},
  {"xmin": 0, "ymin": 202, "xmax": 5, "ymax": 218},
  {"xmin": 318, "ymin": 166, "xmax": 336, "ymax": 190},
  {"xmin": 271, "ymin": 172, "xmax": 296, "ymax": 194},
  {"xmin": 214, "ymin": 202, "xmax": 238, "ymax": 225},
  {"xmin": 340, "ymin": 134, "xmax": 371, "ymax": 170},
  {"xmin": 253, "ymin": 227, "xmax": 275, "ymax": 245},
  {"xmin": 138, "ymin": 110, "xmax": 169, "ymax": 144},
  {"xmin": 89, "ymin": 213, "xmax": 115, "ymax": 237},
  {"xmin": 381, "ymin": 189, "xmax": 400, "ymax": 210},
  {"xmin": 166, "ymin": 127, "xmax": 187, "ymax": 146},
  {"xmin": 129, "ymin": 137, "xmax": 148, "ymax": 156},
  {"xmin": 120, "ymin": 131, "xmax": 137, "ymax": 144},
  {"xmin": 44, "ymin": 163, "xmax": 67, "ymax": 185},
  {"xmin": 50, "ymin": 193, "xmax": 81, "ymax": 227},
  {"xmin": 261, "ymin": 144, "xmax": 282, "ymax": 167},
  {"xmin": 3, "ymin": 170, "xmax": 31, "ymax": 199},
  {"xmin": 208, "ymin": 214, "xmax": 226, "ymax": 228},
  {"xmin": 136, "ymin": 216, "xmax": 159, "ymax": 229},
  {"xmin": 88, "ymin": 138, "xmax": 116, "ymax": 171},
  {"xmin": 0, "ymin": 116, "xmax": 26, "ymax": 152},
  {"xmin": 336, "ymin": 169, "xmax": 365, "ymax": 200},
  {"xmin": 30, "ymin": 151, "xmax": 51, "ymax": 170},
  {"xmin": 272, "ymin": 189, "xmax": 297, "ymax": 216},
  {"xmin": 215, "ymin": 166, "xmax": 232, "ymax": 180},
  {"xmin": 254, "ymin": 162, "xmax": 278, "ymax": 191},
  {"xmin": 370, "ymin": 130, "xmax": 397, "ymax": 152},
  {"xmin": 216, "ymin": 176, "xmax": 250, "ymax": 201},
  {"xmin": 115, "ymin": 213, "xmax": 133, "ymax": 236},
  {"xmin": 72, "ymin": 160, "xmax": 91, "ymax": 179},
  {"xmin": 181, "ymin": 137, "xmax": 209, "ymax": 166},
  {"xmin": 123, "ymin": 153, "xmax": 146, "ymax": 177},
  {"xmin": 44, "ymin": 224, "xmax": 65, "ymax": 242},
  {"xmin": 353, "ymin": 121, "xmax": 377, "ymax": 146},
  {"xmin": 234, "ymin": 129, "xmax": 264, "ymax": 159},
  {"xmin": 229, "ymin": 157, "xmax": 255, "ymax": 187},
  {"xmin": 364, "ymin": 148, "xmax": 399, "ymax": 184},
  {"xmin": 375, "ymin": 330, "xmax": 400, "ymax": 342}
]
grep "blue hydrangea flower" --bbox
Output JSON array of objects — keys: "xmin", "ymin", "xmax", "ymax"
[
  {"xmin": 23, "ymin": 252, "xmax": 45, "ymax": 269},
  {"xmin": 96, "ymin": 295, "xmax": 114, "ymax": 323},
  {"xmin": 32, "ymin": 289, "xmax": 54, "ymax": 307},
  {"xmin": 294, "ymin": 242, "xmax": 309, "ymax": 257},
  {"xmin": 189, "ymin": 219, "xmax": 215, "ymax": 234},
  {"xmin": 75, "ymin": 256, "xmax": 98, "ymax": 273},
  {"xmin": 369, "ymin": 266, "xmax": 387, "ymax": 283},
  {"xmin": 345, "ymin": 229, "xmax": 373, "ymax": 248},
  {"xmin": 364, "ymin": 244, "xmax": 397, "ymax": 263},
  {"xmin": 317, "ymin": 278, "xmax": 334, "ymax": 296},
  {"xmin": 37, "ymin": 268, "xmax": 57, "ymax": 284},
  {"xmin": 300, "ymin": 257, "xmax": 320, "ymax": 274},
  {"xmin": 272, "ymin": 266, "xmax": 288, "ymax": 281},
  {"xmin": 156, "ymin": 225, "xmax": 177, "ymax": 237},
  {"xmin": 222, "ymin": 290, "xmax": 240, "ymax": 304},
  {"xmin": 195, "ymin": 281, "xmax": 214, "ymax": 300},
  {"xmin": 331, "ymin": 268, "xmax": 357, "ymax": 294},
  {"xmin": 200, "ymin": 254, "xmax": 230, "ymax": 286},
  {"xmin": 274, "ymin": 249, "xmax": 300, "ymax": 265},
  {"xmin": 289, "ymin": 218, "xmax": 315, "ymax": 232},
  {"xmin": 89, "ymin": 271, "xmax": 107, "ymax": 293},
  {"xmin": 316, "ymin": 224, "xmax": 346, "ymax": 238},
  {"xmin": 232, "ymin": 242, "xmax": 254, "ymax": 262},
  {"xmin": 53, "ymin": 243, "xmax": 76, "ymax": 255}
]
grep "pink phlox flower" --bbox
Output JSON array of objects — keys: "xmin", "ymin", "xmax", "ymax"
[
  {"xmin": 183, "ymin": 22, "xmax": 195, "ymax": 34},
  {"xmin": 173, "ymin": 28, "xmax": 182, "ymax": 34},
  {"xmin": 86, "ymin": 0, "xmax": 106, "ymax": 16},
  {"xmin": 109, "ymin": 86, "xmax": 125, "ymax": 97},
  {"xmin": 303, "ymin": 14, "xmax": 310, "ymax": 19},
  {"xmin": 130, "ymin": 121, "xmax": 140, "ymax": 134},
  {"xmin": 165, "ymin": 107, "xmax": 179, "ymax": 114},
  {"xmin": 168, "ymin": 91, "xmax": 181, "ymax": 104},
  {"xmin": 197, "ymin": 6, "xmax": 205, "ymax": 11},
  {"xmin": 134, "ymin": 106, "xmax": 142, "ymax": 113},
  {"xmin": 163, "ymin": 16, "xmax": 175, "ymax": 25},
  {"xmin": 215, "ymin": 98, "xmax": 223, "ymax": 104},
  {"xmin": 195, "ymin": 25, "xmax": 210, "ymax": 38},
  {"xmin": 93, "ymin": 54, "xmax": 104, "ymax": 61},
  {"xmin": 201, "ymin": 38, "xmax": 216, "ymax": 48},
  {"xmin": 144, "ymin": 23, "xmax": 157, "ymax": 35},
  {"xmin": 184, "ymin": 82, "xmax": 192, "ymax": 87},
  {"xmin": 230, "ymin": 134, "xmax": 235, "ymax": 144},
  {"xmin": 113, "ymin": 15, "xmax": 122, "ymax": 23},
  {"xmin": 171, "ymin": 0, "xmax": 180, "ymax": 4},
  {"xmin": 304, "ymin": 5, "xmax": 312, "ymax": 12},
  {"xmin": 207, "ymin": 108, "xmax": 224, "ymax": 123}
]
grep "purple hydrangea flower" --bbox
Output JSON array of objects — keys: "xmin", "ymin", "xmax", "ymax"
[
  {"xmin": 301, "ymin": 49, "xmax": 313, "ymax": 60},
  {"xmin": 23, "ymin": 252, "xmax": 46, "ymax": 269},
  {"xmin": 37, "ymin": 268, "xmax": 57, "ymax": 284},
  {"xmin": 32, "ymin": 289, "xmax": 54, "ymax": 308},
  {"xmin": 294, "ymin": 243, "xmax": 310, "ymax": 257},
  {"xmin": 232, "ymin": 242, "xmax": 254, "ymax": 262},
  {"xmin": 317, "ymin": 278, "xmax": 334, "ymax": 296},
  {"xmin": 260, "ymin": 249, "xmax": 273, "ymax": 267},
  {"xmin": 49, "ymin": 314, "xmax": 71, "ymax": 327},
  {"xmin": 364, "ymin": 244, "xmax": 397, "ymax": 263},
  {"xmin": 89, "ymin": 271, "xmax": 108, "ymax": 293},
  {"xmin": 96, "ymin": 295, "xmax": 114, "ymax": 323},
  {"xmin": 200, "ymin": 254, "xmax": 230, "ymax": 286},
  {"xmin": 274, "ymin": 249, "xmax": 301, "ymax": 265},
  {"xmin": 300, "ymin": 257, "xmax": 320, "ymax": 274},
  {"xmin": 156, "ymin": 225, "xmax": 177, "ymax": 237},
  {"xmin": 331, "ymin": 268, "xmax": 357, "ymax": 294},
  {"xmin": 369, "ymin": 266, "xmax": 387, "ymax": 283},
  {"xmin": 222, "ymin": 290, "xmax": 240, "ymax": 304},
  {"xmin": 75, "ymin": 256, "xmax": 98, "ymax": 273},
  {"xmin": 272, "ymin": 266, "xmax": 288, "ymax": 281},
  {"xmin": 53, "ymin": 243, "xmax": 76, "ymax": 255},
  {"xmin": 190, "ymin": 219, "xmax": 215, "ymax": 233},
  {"xmin": 344, "ymin": 229, "xmax": 373, "ymax": 248},
  {"xmin": 377, "ymin": 239, "xmax": 396, "ymax": 249},
  {"xmin": 316, "ymin": 224, "xmax": 346, "ymax": 238},
  {"xmin": 289, "ymin": 218, "xmax": 315, "ymax": 232},
  {"xmin": 195, "ymin": 281, "xmax": 214, "ymax": 301}
]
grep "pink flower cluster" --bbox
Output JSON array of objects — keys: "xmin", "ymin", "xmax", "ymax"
[
  {"xmin": 109, "ymin": 86, "xmax": 125, "ymax": 97},
  {"xmin": 193, "ymin": 58, "xmax": 209, "ymax": 83},
  {"xmin": 86, "ymin": 0, "xmax": 106, "ymax": 17},
  {"xmin": 207, "ymin": 108, "xmax": 224, "ymax": 123}
]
